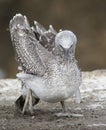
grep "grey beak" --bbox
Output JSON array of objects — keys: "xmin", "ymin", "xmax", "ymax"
[
  {"xmin": 64, "ymin": 49, "xmax": 70, "ymax": 70},
  {"xmin": 64, "ymin": 49, "xmax": 69, "ymax": 61}
]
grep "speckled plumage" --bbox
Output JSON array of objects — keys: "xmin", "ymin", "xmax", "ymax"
[{"xmin": 9, "ymin": 14, "xmax": 82, "ymax": 114}]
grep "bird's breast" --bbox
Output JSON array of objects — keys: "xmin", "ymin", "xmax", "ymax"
[{"xmin": 24, "ymin": 63, "xmax": 81, "ymax": 103}]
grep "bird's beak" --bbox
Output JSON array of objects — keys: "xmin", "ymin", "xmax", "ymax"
[{"xmin": 64, "ymin": 49, "xmax": 70, "ymax": 70}]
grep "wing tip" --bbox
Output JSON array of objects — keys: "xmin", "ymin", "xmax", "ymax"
[
  {"xmin": 9, "ymin": 13, "xmax": 30, "ymax": 32},
  {"xmin": 9, "ymin": 13, "xmax": 24, "ymax": 29}
]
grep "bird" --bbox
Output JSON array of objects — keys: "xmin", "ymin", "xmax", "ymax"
[{"xmin": 9, "ymin": 14, "xmax": 82, "ymax": 115}]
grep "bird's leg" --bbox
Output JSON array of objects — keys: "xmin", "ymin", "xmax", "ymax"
[
  {"xmin": 55, "ymin": 100, "xmax": 83, "ymax": 117},
  {"xmin": 22, "ymin": 89, "xmax": 30, "ymax": 114},
  {"xmin": 60, "ymin": 101, "xmax": 66, "ymax": 112},
  {"xmin": 28, "ymin": 89, "xmax": 34, "ymax": 115},
  {"xmin": 75, "ymin": 87, "xmax": 81, "ymax": 104},
  {"xmin": 55, "ymin": 101, "xmax": 69, "ymax": 117}
]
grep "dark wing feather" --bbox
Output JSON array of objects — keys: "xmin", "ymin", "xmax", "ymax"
[
  {"xmin": 9, "ymin": 14, "xmax": 46, "ymax": 76},
  {"xmin": 32, "ymin": 21, "xmax": 57, "ymax": 51}
]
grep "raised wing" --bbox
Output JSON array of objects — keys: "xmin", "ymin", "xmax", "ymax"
[
  {"xmin": 32, "ymin": 21, "xmax": 57, "ymax": 51},
  {"xmin": 9, "ymin": 14, "xmax": 46, "ymax": 76}
]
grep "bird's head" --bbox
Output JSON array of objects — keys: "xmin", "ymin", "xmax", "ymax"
[{"xmin": 55, "ymin": 30, "xmax": 77, "ymax": 67}]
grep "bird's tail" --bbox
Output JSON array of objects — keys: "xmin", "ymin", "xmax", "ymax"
[{"xmin": 15, "ymin": 95, "xmax": 25, "ymax": 112}]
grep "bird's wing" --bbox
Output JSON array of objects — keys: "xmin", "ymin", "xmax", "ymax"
[
  {"xmin": 32, "ymin": 21, "xmax": 57, "ymax": 51},
  {"xmin": 9, "ymin": 14, "xmax": 46, "ymax": 76}
]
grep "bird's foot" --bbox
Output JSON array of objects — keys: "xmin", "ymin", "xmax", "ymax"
[
  {"xmin": 56, "ymin": 100, "xmax": 83, "ymax": 117},
  {"xmin": 22, "ymin": 108, "xmax": 34, "ymax": 115},
  {"xmin": 55, "ymin": 112, "xmax": 83, "ymax": 118}
]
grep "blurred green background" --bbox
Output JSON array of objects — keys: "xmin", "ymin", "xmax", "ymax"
[{"xmin": 0, "ymin": 0, "xmax": 106, "ymax": 78}]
